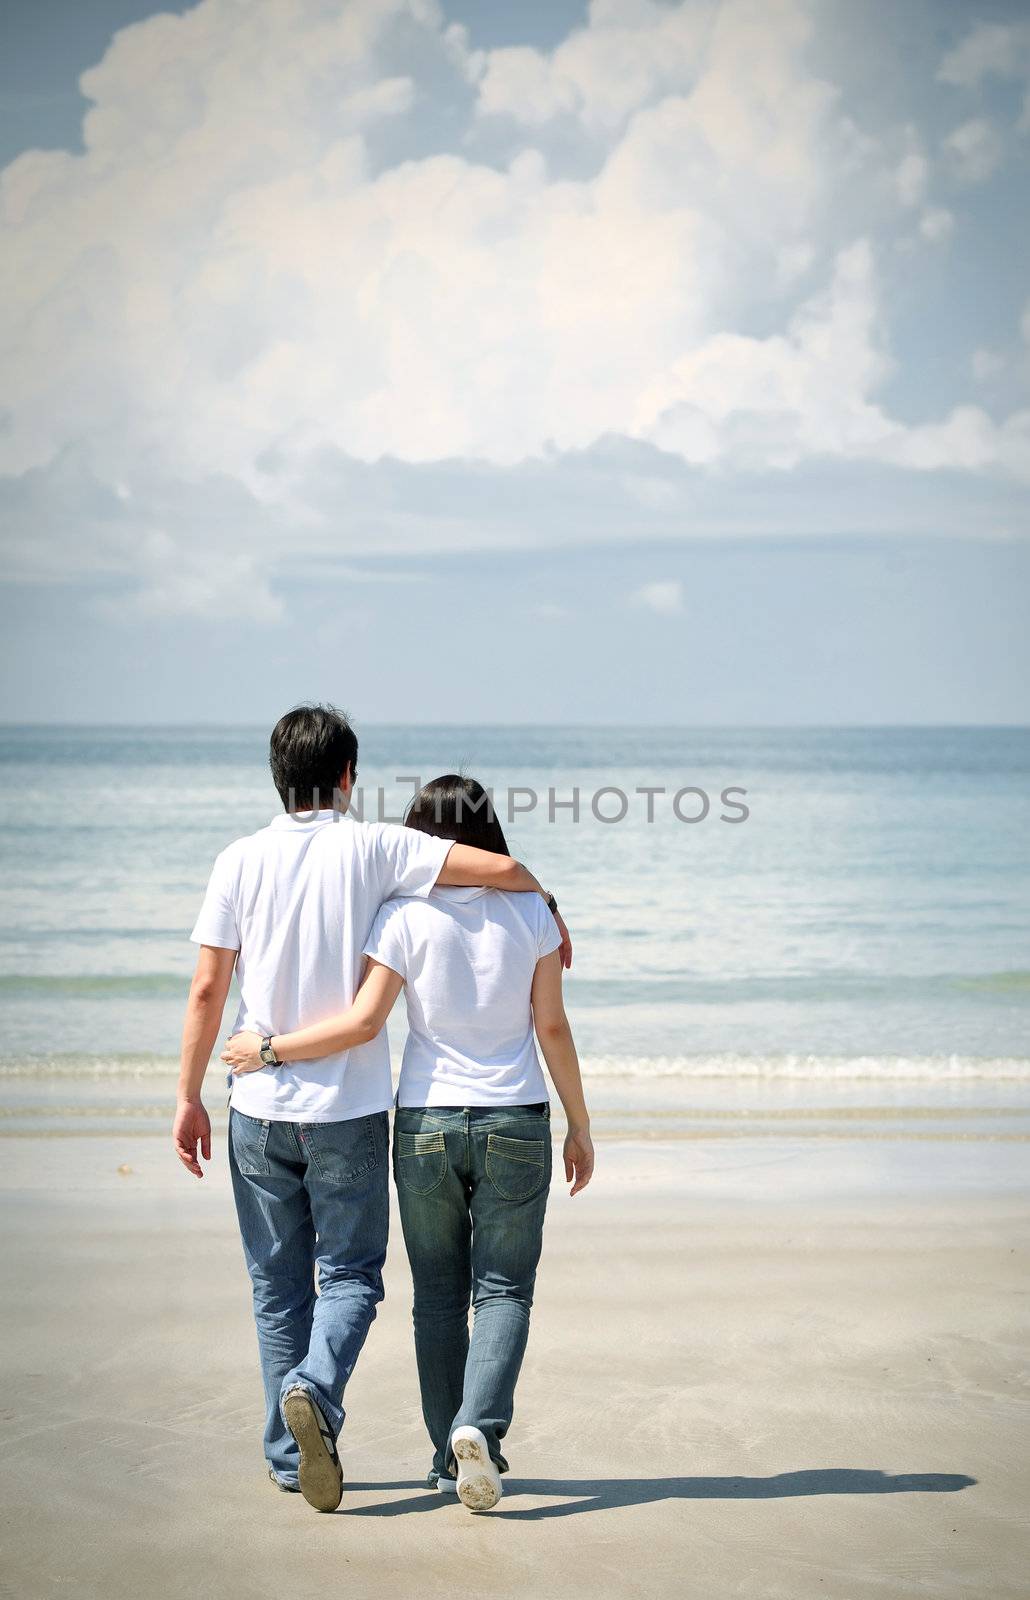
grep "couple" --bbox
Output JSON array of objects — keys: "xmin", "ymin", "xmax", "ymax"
[{"xmin": 173, "ymin": 704, "xmax": 593, "ymax": 1514}]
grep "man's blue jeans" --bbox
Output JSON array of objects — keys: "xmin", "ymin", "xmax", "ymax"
[
  {"xmin": 228, "ymin": 1108, "xmax": 389, "ymax": 1486},
  {"xmin": 393, "ymin": 1103, "xmax": 551, "ymax": 1479}
]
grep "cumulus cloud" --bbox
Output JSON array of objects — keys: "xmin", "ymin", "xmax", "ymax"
[
  {"xmin": 475, "ymin": 0, "xmax": 715, "ymax": 131},
  {"xmin": 0, "ymin": 0, "xmax": 1027, "ymax": 617},
  {"xmin": 632, "ymin": 240, "xmax": 1028, "ymax": 476}
]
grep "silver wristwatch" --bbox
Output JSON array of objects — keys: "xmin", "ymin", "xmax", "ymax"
[{"xmin": 259, "ymin": 1036, "xmax": 281, "ymax": 1068}]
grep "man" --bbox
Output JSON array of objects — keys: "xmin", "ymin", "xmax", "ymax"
[{"xmin": 173, "ymin": 704, "xmax": 568, "ymax": 1512}]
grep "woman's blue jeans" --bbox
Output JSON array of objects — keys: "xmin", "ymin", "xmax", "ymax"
[{"xmin": 393, "ymin": 1102, "xmax": 552, "ymax": 1478}]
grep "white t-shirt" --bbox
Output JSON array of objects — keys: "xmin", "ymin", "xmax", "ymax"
[
  {"xmin": 363, "ymin": 886, "xmax": 562, "ymax": 1108},
  {"xmin": 190, "ymin": 810, "xmax": 451, "ymax": 1122}
]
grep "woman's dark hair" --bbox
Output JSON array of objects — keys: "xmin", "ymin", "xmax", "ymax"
[
  {"xmin": 269, "ymin": 703, "xmax": 358, "ymax": 812},
  {"xmin": 405, "ymin": 773, "xmax": 510, "ymax": 856}
]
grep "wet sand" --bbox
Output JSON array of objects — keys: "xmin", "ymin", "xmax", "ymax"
[{"xmin": 0, "ymin": 1130, "xmax": 1027, "ymax": 1599}]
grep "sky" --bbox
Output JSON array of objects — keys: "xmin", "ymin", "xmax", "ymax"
[{"xmin": 0, "ymin": 0, "xmax": 1027, "ymax": 725}]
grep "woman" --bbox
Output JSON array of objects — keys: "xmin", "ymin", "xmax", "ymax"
[{"xmin": 221, "ymin": 774, "xmax": 594, "ymax": 1512}]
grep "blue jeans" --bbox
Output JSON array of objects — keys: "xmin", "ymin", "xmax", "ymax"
[
  {"xmin": 228, "ymin": 1108, "xmax": 389, "ymax": 1486},
  {"xmin": 393, "ymin": 1103, "xmax": 552, "ymax": 1479}
]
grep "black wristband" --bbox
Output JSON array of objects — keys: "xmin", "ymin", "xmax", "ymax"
[{"xmin": 546, "ymin": 893, "xmax": 558, "ymax": 915}]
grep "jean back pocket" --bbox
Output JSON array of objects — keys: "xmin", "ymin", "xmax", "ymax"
[
  {"xmin": 303, "ymin": 1114, "xmax": 380, "ymax": 1186},
  {"xmin": 485, "ymin": 1131, "xmax": 549, "ymax": 1202},
  {"xmin": 394, "ymin": 1128, "xmax": 448, "ymax": 1196}
]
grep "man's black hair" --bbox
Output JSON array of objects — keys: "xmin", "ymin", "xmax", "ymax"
[{"xmin": 269, "ymin": 703, "xmax": 358, "ymax": 812}]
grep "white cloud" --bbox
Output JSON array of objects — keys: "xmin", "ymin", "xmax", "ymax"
[
  {"xmin": 632, "ymin": 579, "xmax": 684, "ymax": 615},
  {"xmin": 0, "ymin": 0, "xmax": 856, "ymax": 491},
  {"xmin": 631, "ymin": 239, "xmax": 1029, "ymax": 477},
  {"xmin": 943, "ymin": 117, "xmax": 1004, "ymax": 184},
  {"xmin": 475, "ymin": 0, "xmax": 715, "ymax": 131},
  {"xmin": 475, "ymin": 45, "xmax": 583, "ymax": 127},
  {"xmin": 918, "ymin": 207, "xmax": 954, "ymax": 244},
  {"xmin": 128, "ymin": 531, "xmax": 285, "ymax": 622},
  {"xmin": 939, "ymin": 22, "xmax": 1028, "ymax": 87},
  {"xmin": 894, "ymin": 149, "xmax": 927, "ymax": 208},
  {"xmin": 0, "ymin": 0, "xmax": 1026, "ymax": 618},
  {"xmin": 938, "ymin": 19, "xmax": 1030, "ymax": 131}
]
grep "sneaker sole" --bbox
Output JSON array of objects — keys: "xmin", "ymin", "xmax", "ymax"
[
  {"xmin": 282, "ymin": 1391, "xmax": 343, "ymax": 1513},
  {"xmin": 452, "ymin": 1429, "xmax": 502, "ymax": 1512}
]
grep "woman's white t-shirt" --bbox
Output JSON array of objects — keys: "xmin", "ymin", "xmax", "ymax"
[{"xmin": 363, "ymin": 886, "xmax": 562, "ymax": 1108}]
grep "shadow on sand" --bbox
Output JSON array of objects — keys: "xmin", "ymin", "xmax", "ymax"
[{"xmin": 340, "ymin": 1469, "xmax": 976, "ymax": 1519}]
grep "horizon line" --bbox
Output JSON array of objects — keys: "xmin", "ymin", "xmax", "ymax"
[{"xmin": 1, "ymin": 721, "xmax": 1028, "ymax": 733}]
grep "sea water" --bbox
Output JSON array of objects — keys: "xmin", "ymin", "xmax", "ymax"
[{"xmin": 1, "ymin": 724, "xmax": 1027, "ymax": 1136}]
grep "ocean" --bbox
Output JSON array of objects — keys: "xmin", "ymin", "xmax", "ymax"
[{"xmin": 1, "ymin": 724, "xmax": 1028, "ymax": 1138}]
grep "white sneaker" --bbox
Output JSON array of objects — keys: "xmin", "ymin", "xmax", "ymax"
[
  {"xmin": 451, "ymin": 1426, "xmax": 502, "ymax": 1511},
  {"xmin": 435, "ymin": 1474, "xmax": 458, "ymax": 1495}
]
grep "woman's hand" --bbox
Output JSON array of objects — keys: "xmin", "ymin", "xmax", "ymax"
[
  {"xmin": 220, "ymin": 1031, "xmax": 266, "ymax": 1075},
  {"xmin": 563, "ymin": 1126, "xmax": 594, "ymax": 1196},
  {"xmin": 553, "ymin": 910, "xmax": 572, "ymax": 969}
]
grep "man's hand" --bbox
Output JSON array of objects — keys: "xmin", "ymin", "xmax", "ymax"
[
  {"xmin": 175, "ymin": 944, "xmax": 235, "ymax": 1178},
  {"xmin": 173, "ymin": 1098, "xmax": 212, "ymax": 1179},
  {"xmin": 221, "ymin": 1030, "xmax": 265, "ymax": 1075},
  {"xmin": 563, "ymin": 1126, "xmax": 594, "ymax": 1196},
  {"xmin": 554, "ymin": 909, "xmax": 572, "ymax": 969}
]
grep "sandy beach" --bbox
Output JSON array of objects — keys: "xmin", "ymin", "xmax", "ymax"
[{"xmin": 1, "ymin": 1121, "xmax": 1027, "ymax": 1600}]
